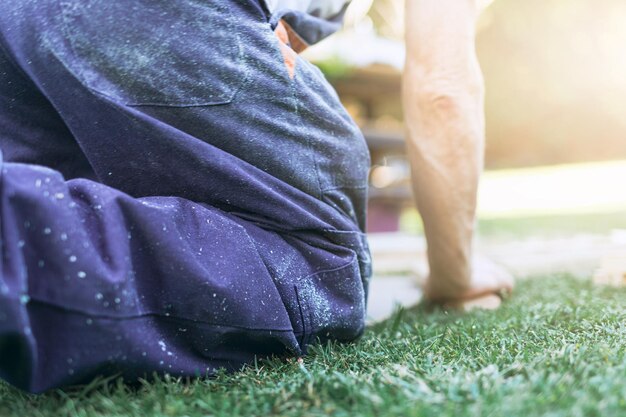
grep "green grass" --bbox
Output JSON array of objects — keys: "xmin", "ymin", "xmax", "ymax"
[
  {"xmin": 400, "ymin": 208, "xmax": 626, "ymax": 239},
  {"xmin": 2, "ymin": 276, "xmax": 626, "ymax": 416},
  {"xmin": 477, "ymin": 210, "xmax": 626, "ymax": 239}
]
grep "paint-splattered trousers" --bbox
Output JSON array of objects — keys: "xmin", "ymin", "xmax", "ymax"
[{"xmin": 0, "ymin": 0, "xmax": 371, "ymax": 392}]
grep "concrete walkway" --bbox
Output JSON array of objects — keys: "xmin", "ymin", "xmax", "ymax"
[{"xmin": 366, "ymin": 230, "xmax": 626, "ymax": 323}]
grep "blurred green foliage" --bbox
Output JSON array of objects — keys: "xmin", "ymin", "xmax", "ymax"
[{"xmin": 314, "ymin": 55, "xmax": 354, "ymax": 81}]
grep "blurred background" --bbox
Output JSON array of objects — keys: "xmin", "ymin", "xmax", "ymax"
[
  {"xmin": 303, "ymin": 0, "xmax": 626, "ymax": 312},
  {"xmin": 304, "ymin": 0, "xmax": 626, "ymax": 233}
]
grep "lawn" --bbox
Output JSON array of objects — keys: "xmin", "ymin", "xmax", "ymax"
[
  {"xmin": 2, "ymin": 275, "xmax": 626, "ymax": 417},
  {"xmin": 400, "ymin": 208, "xmax": 626, "ymax": 239}
]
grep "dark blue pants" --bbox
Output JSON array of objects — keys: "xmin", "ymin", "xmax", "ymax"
[{"xmin": 0, "ymin": 0, "xmax": 371, "ymax": 392}]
